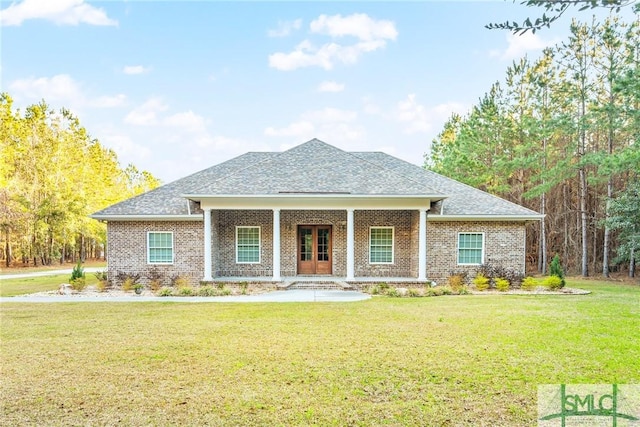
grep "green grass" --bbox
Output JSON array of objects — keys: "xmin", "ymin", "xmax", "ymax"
[
  {"xmin": 1, "ymin": 279, "xmax": 638, "ymax": 426},
  {"xmin": 0, "ymin": 274, "xmax": 99, "ymax": 297}
]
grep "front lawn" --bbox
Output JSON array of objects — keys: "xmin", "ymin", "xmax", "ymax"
[
  {"xmin": 0, "ymin": 274, "xmax": 99, "ymax": 297},
  {"xmin": 1, "ymin": 279, "xmax": 638, "ymax": 426}
]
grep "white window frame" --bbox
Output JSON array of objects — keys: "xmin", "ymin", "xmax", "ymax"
[
  {"xmin": 147, "ymin": 231, "xmax": 174, "ymax": 265},
  {"xmin": 369, "ymin": 226, "xmax": 394, "ymax": 264},
  {"xmin": 236, "ymin": 226, "xmax": 261, "ymax": 264},
  {"xmin": 457, "ymin": 232, "xmax": 485, "ymax": 265}
]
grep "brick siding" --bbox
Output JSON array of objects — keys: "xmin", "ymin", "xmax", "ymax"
[
  {"xmin": 106, "ymin": 221, "xmax": 203, "ymax": 286},
  {"xmin": 106, "ymin": 214, "xmax": 527, "ymax": 284},
  {"xmin": 426, "ymin": 221, "xmax": 526, "ymax": 285}
]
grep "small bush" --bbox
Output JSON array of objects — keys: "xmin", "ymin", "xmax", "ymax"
[
  {"xmin": 157, "ymin": 286, "xmax": 173, "ymax": 297},
  {"xmin": 70, "ymin": 277, "xmax": 86, "ymax": 292},
  {"xmin": 447, "ymin": 274, "xmax": 466, "ymax": 292},
  {"xmin": 543, "ymin": 275, "xmax": 563, "ymax": 290},
  {"xmin": 178, "ymin": 286, "xmax": 194, "ymax": 296},
  {"xmin": 370, "ymin": 285, "xmax": 380, "ymax": 295},
  {"xmin": 521, "ymin": 276, "xmax": 538, "ymax": 291},
  {"xmin": 171, "ymin": 275, "xmax": 190, "ymax": 288},
  {"xmin": 458, "ymin": 286, "xmax": 471, "ymax": 295},
  {"xmin": 70, "ymin": 261, "xmax": 84, "ymax": 282},
  {"xmin": 94, "ymin": 270, "xmax": 108, "ymax": 281},
  {"xmin": 473, "ymin": 273, "xmax": 490, "ymax": 291},
  {"xmin": 495, "ymin": 278, "xmax": 510, "ymax": 292},
  {"xmin": 549, "ymin": 255, "xmax": 566, "ymax": 288},
  {"xmin": 385, "ymin": 287, "xmax": 401, "ymax": 297},
  {"xmin": 117, "ymin": 273, "xmax": 141, "ymax": 292},
  {"xmin": 146, "ymin": 268, "xmax": 164, "ymax": 292},
  {"xmin": 94, "ymin": 270, "xmax": 109, "ymax": 292},
  {"xmin": 378, "ymin": 282, "xmax": 390, "ymax": 292},
  {"xmin": 219, "ymin": 286, "xmax": 232, "ymax": 296},
  {"xmin": 407, "ymin": 288, "xmax": 422, "ymax": 297},
  {"xmin": 239, "ymin": 282, "xmax": 249, "ymax": 295},
  {"xmin": 439, "ymin": 286, "xmax": 454, "ymax": 295},
  {"xmin": 198, "ymin": 285, "xmax": 218, "ymax": 297}
]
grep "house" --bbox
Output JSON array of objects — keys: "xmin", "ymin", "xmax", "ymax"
[{"xmin": 91, "ymin": 139, "xmax": 542, "ymax": 286}]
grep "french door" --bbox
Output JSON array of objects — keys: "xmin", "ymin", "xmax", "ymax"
[{"xmin": 297, "ymin": 225, "xmax": 332, "ymax": 274}]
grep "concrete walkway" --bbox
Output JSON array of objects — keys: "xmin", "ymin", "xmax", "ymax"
[{"xmin": 0, "ymin": 290, "xmax": 371, "ymax": 303}]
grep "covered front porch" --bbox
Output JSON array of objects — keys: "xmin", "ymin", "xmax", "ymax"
[{"xmin": 191, "ymin": 195, "xmax": 436, "ymax": 284}]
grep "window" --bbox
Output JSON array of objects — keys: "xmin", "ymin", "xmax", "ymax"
[
  {"xmin": 147, "ymin": 232, "xmax": 173, "ymax": 264},
  {"xmin": 370, "ymin": 227, "xmax": 394, "ymax": 264},
  {"xmin": 236, "ymin": 226, "xmax": 260, "ymax": 263},
  {"xmin": 458, "ymin": 233, "xmax": 484, "ymax": 265}
]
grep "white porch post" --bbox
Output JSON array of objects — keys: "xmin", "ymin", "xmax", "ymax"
[
  {"xmin": 203, "ymin": 208, "xmax": 213, "ymax": 281},
  {"xmin": 272, "ymin": 208, "xmax": 281, "ymax": 282},
  {"xmin": 418, "ymin": 208, "xmax": 427, "ymax": 281},
  {"xmin": 346, "ymin": 209, "xmax": 355, "ymax": 281}
]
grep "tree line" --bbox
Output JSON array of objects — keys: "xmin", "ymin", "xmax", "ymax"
[
  {"xmin": 426, "ymin": 16, "xmax": 640, "ymax": 277},
  {"xmin": 0, "ymin": 93, "xmax": 160, "ymax": 267}
]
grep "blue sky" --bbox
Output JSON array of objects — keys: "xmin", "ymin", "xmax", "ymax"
[{"xmin": 0, "ymin": 0, "xmax": 609, "ymax": 183}]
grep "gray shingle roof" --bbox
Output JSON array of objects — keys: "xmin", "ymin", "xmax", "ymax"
[
  {"xmin": 92, "ymin": 139, "xmax": 540, "ymax": 218},
  {"xmin": 353, "ymin": 152, "xmax": 541, "ymax": 216}
]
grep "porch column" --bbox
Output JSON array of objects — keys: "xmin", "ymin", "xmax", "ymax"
[
  {"xmin": 418, "ymin": 208, "xmax": 427, "ymax": 281},
  {"xmin": 272, "ymin": 208, "xmax": 281, "ymax": 282},
  {"xmin": 346, "ymin": 208, "xmax": 355, "ymax": 281},
  {"xmin": 203, "ymin": 208, "xmax": 213, "ymax": 281}
]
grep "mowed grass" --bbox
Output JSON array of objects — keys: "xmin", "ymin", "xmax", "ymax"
[
  {"xmin": 1, "ymin": 280, "xmax": 638, "ymax": 426},
  {"xmin": 0, "ymin": 274, "xmax": 99, "ymax": 297}
]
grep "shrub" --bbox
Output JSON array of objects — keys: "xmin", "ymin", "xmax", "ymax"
[
  {"xmin": 439, "ymin": 286, "xmax": 454, "ymax": 295},
  {"xmin": 521, "ymin": 276, "xmax": 538, "ymax": 291},
  {"xmin": 116, "ymin": 272, "xmax": 141, "ymax": 292},
  {"xmin": 495, "ymin": 278, "xmax": 510, "ymax": 292},
  {"xmin": 370, "ymin": 284, "xmax": 380, "ymax": 295},
  {"xmin": 178, "ymin": 286, "xmax": 194, "ymax": 296},
  {"xmin": 378, "ymin": 282, "xmax": 390, "ymax": 292},
  {"xmin": 407, "ymin": 288, "xmax": 422, "ymax": 297},
  {"xmin": 239, "ymin": 281, "xmax": 249, "ymax": 295},
  {"xmin": 543, "ymin": 275, "xmax": 563, "ymax": 290},
  {"xmin": 70, "ymin": 261, "xmax": 84, "ymax": 283},
  {"xmin": 70, "ymin": 277, "xmax": 86, "ymax": 292},
  {"xmin": 219, "ymin": 286, "xmax": 232, "ymax": 296},
  {"xmin": 549, "ymin": 255, "xmax": 566, "ymax": 288},
  {"xmin": 473, "ymin": 273, "xmax": 490, "ymax": 291},
  {"xmin": 146, "ymin": 268, "xmax": 164, "ymax": 292},
  {"xmin": 94, "ymin": 270, "xmax": 109, "ymax": 292},
  {"xmin": 458, "ymin": 285, "xmax": 471, "ymax": 295},
  {"xmin": 385, "ymin": 287, "xmax": 401, "ymax": 297},
  {"xmin": 198, "ymin": 285, "xmax": 218, "ymax": 297},
  {"xmin": 447, "ymin": 274, "xmax": 466, "ymax": 292},
  {"xmin": 157, "ymin": 286, "xmax": 173, "ymax": 297},
  {"xmin": 171, "ymin": 275, "xmax": 190, "ymax": 288}
]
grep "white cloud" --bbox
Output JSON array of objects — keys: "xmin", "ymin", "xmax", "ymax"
[
  {"xmin": 310, "ymin": 13, "xmax": 397, "ymax": 41},
  {"xmin": 9, "ymin": 74, "xmax": 84, "ymax": 104},
  {"xmin": 124, "ymin": 97, "xmax": 168, "ymax": 126},
  {"xmin": 9, "ymin": 73, "xmax": 125, "ymax": 109},
  {"xmin": 123, "ymin": 65, "xmax": 150, "ymax": 75},
  {"xmin": 269, "ymin": 13, "xmax": 397, "ymax": 71},
  {"xmin": 317, "ymin": 81, "xmax": 345, "ymax": 93},
  {"xmin": 101, "ymin": 133, "xmax": 152, "ymax": 161},
  {"xmin": 164, "ymin": 111, "xmax": 208, "ymax": 133},
  {"xmin": 267, "ymin": 19, "xmax": 302, "ymax": 37},
  {"xmin": 489, "ymin": 32, "xmax": 558, "ymax": 60},
  {"xmin": 1, "ymin": 0, "xmax": 118, "ymax": 26},
  {"xmin": 392, "ymin": 95, "xmax": 467, "ymax": 135},
  {"xmin": 264, "ymin": 107, "xmax": 363, "ymax": 143}
]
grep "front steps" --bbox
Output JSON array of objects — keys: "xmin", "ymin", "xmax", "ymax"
[{"xmin": 285, "ymin": 281, "xmax": 354, "ymax": 291}]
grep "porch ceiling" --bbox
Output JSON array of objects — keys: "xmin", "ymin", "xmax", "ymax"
[{"xmin": 186, "ymin": 194, "xmax": 446, "ymax": 210}]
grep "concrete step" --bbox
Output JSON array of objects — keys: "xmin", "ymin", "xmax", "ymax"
[{"xmin": 287, "ymin": 281, "xmax": 354, "ymax": 291}]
